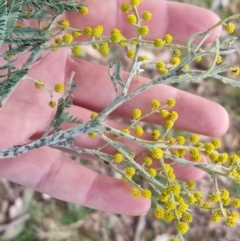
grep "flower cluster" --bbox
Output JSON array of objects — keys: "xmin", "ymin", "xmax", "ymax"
[{"xmin": 5, "ymin": 1, "xmax": 240, "ymax": 240}]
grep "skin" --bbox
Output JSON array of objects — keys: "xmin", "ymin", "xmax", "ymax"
[{"xmin": 0, "ymin": 0, "xmax": 229, "ymax": 215}]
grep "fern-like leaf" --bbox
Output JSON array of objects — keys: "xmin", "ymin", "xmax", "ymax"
[
  {"xmin": 0, "ymin": 68, "xmax": 28, "ymax": 104},
  {"xmin": 5, "ymin": 0, "xmax": 23, "ymax": 38},
  {"xmin": 0, "ymin": 0, "xmax": 7, "ymax": 46}
]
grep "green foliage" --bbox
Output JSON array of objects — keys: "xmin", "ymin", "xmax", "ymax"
[
  {"xmin": 5, "ymin": 0, "xmax": 23, "ymax": 38},
  {"xmin": 62, "ymin": 203, "xmax": 93, "ymax": 225},
  {"xmin": 15, "ymin": 227, "xmax": 36, "ymax": 241},
  {"xmin": 0, "ymin": 1, "xmax": 7, "ymax": 46},
  {"xmin": 0, "ymin": 68, "xmax": 28, "ymax": 102},
  {"xmin": 1, "ymin": 1, "xmax": 240, "ymax": 240},
  {"xmin": 49, "ymin": 81, "xmax": 82, "ymax": 133}
]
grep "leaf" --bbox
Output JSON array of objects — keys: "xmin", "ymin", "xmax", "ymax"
[
  {"xmin": 45, "ymin": 1, "xmax": 82, "ymax": 13},
  {"xmin": 5, "ymin": 37, "xmax": 46, "ymax": 46},
  {"xmin": 0, "ymin": 68, "xmax": 28, "ymax": 104},
  {"xmin": 0, "ymin": 0, "xmax": 7, "ymax": 46},
  {"xmin": 12, "ymin": 27, "xmax": 47, "ymax": 38},
  {"xmin": 6, "ymin": 45, "xmax": 28, "ymax": 55},
  {"xmin": 5, "ymin": 0, "xmax": 23, "ymax": 38},
  {"xmin": 19, "ymin": 9, "xmax": 52, "ymax": 21}
]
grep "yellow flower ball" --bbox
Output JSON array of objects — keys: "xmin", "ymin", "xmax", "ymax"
[
  {"xmin": 79, "ymin": 6, "xmax": 88, "ymax": 15},
  {"xmin": 48, "ymin": 100, "xmax": 57, "ymax": 108},
  {"xmin": 54, "ymin": 83, "xmax": 65, "ymax": 93}
]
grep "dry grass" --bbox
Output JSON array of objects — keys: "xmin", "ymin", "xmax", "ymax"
[{"xmin": 1, "ymin": 1, "xmax": 240, "ymax": 240}]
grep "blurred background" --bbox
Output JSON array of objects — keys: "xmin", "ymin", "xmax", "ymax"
[{"xmin": 1, "ymin": 0, "xmax": 240, "ymax": 240}]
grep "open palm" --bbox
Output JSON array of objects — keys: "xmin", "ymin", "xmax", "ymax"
[{"xmin": 0, "ymin": 0, "xmax": 228, "ymax": 215}]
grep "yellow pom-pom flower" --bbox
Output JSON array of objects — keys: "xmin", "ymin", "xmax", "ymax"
[
  {"xmin": 71, "ymin": 45, "xmax": 82, "ymax": 56},
  {"xmin": 138, "ymin": 25, "xmax": 149, "ymax": 36},
  {"xmin": 159, "ymin": 109, "xmax": 169, "ymax": 118},
  {"xmin": 156, "ymin": 61, "xmax": 165, "ymax": 70},
  {"xmin": 170, "ymin": 183, "xmax": 181, "ymax": 195},
  {"xmin": 127, "ymin": 14, "xmax": 137, "ymax": 24},
  {"xmin": 151, "ymin": 99, "xmax": 160, "ymax": 110},
  {"xmin": 134, "ymin": 126, "xmax": 144, "ymax": 136},
  {"xmin": 218, "ymin": 153, "xmax": 228, "ymax": 164},
  {"xmin": 211, "ymin": 139, "xmax": 221, "ymax": 149},
  {"xmin": 186, "ymin": 181, "xmax": 195, "ymax": 190},
  {"xmin": 154, "ymin": 207, "xmax": 165, "ymax": 219},
  {"xmin": 139, "ymin": 55, "xmax": 149, "ymax": 61},
  {"xmin": 88, "ymin": 132, "xmax": 97, "ymax": 138},
  {"xmin": 225, "ymin": 211, "xmax": 238, "ymax": 227},
  {"xmin": 131, "ymin": 187, "xmax": 140, "ymax": 197},
  {"xmin": 168, "ymin": 111, "xmax": 179, "ymax": 121},
  {"xmin": 173, "ymin": 49, "xmax": 181, "ymax": 57},
  {"xmin": 54, "ymin": 38, "xmax": 62, "ymax": 45},
  {"xmin": 167, "ymin": 137, "xmax": 175, "ymax": 144},
  {"xmin": 176, "ymin": 136, "xmax": 185, "ymax": 145},
  {"xmin": 177, "ymin": 222, "xmax": 189, "ymax": 234},
  {"xmin": 209, "ymin": 193, "xmax": 220, "ymax": 203},
  {"xmin": 72, "ymin": 30, "xmax": 81, "ymax": 38},
  {"xmin": 190, "ymin": 134, "xmax": 199, "ymax": 144},
  {"xmin": 90, "ymin": 112, "xmax": 98, "ymax": 119},
  {"xmin": 204, "ymin": 143, "xmax": 215, "ymax": 153},
  {"xmin": 232, "ymin": 198, "xmax": 240, "ymax": 208},
  {"xmin": 147, "ymin": 168, "xmax": 157, "ymax": 177},
  {"xmin": 59, "ymin": 19, "xmax": 70, "ymax": 28},
  {"xmin": 170, "ymin": 57, "xmax": 181, "ymax": 66},
  {"xmin": 195, "ymin": 56, "xmax": 202, "ymax": 62},
  {"xmin": 153, "ymin": 38, "xmax": 164, "ymax": 48},
  {"xmin": 122, "ymin": 128, "xmax": 130, "ymax": 135},
  {"xmin": 209, "ymin": 152, "xmax": 218, "ymax": 164},
  {"xmin": 83, "ymin": 27, "xmax": 93, "ymax": 36},
  {"xmin": 130, "ymin": 0, "xmax": 142, "ymax": 7},
  {"xmin": 225, "ymin": 22, "xmax": 235, "ymax": 34},
  {"xmin": 144, "ymin": 157, "xmax": 152, "ymax": 166},
  {"xmin": 110, "ymin": 28, "xmax": 123, "ymax": 43},
  {"xmin": 190, "ymin": 148, "xmax": 202, "ymax": 162},
  {"xmin": 142, "ymin": 189, "xmax": 152, "ymax": 199},
  {"xmin": 151, "ymin": 148, "xmax": 163, "ymax": 159},
  {"xmin": 170, "ymin": 238, "xmax": 179, "ymax": 241},
  {"xmin": 126, "ymin": 49, "xmax": 135, "ymax": 59},
  {"xmin": 166, "ymin": 98, "xmax": 176, "ymax": 107},
  {"xmin": 211, "ymin": 211, "xmax": 222, "ymax": 223},
  {"xmin": 163, "ymin": 34, "xmax": 173, "ymax": 44},
  {"xmin": 165, "ymin": 120, "xmax": 174, "ymax": 129},
  {"xmin": 142, "ymin": 11, "xmax": 152, "ymax": 21},
  {"xmin": 114, "ymin": 153, "xmax": 124, "ymax": 163},
  {"xmin": 230, "ymin": 66, "xmax": 240, "ymax": 76},
  {"xmin": 177, "ymin": 148, "xmax": 186, "ymax": 156},
  {"xmin": 125, "ymin": 167, "xmax": 136, "ymax": 178},
  {"xmin": 50, "ymin": 43, "xmax": 58, "ymax": 52},
  {"xmin": 216, "ymin": 55, "xmax": 222, "ymax": 64},
  {"xmin": 99, "ymin": 43, "xmax": 110, "ymax": 55},
  {"xmin": 92, "ymin": 25, "xmax": 103, "ymax": 38},
  {"xmin": 35, "ymin": 79, "xmax": 44, "ymax": 89},
  {"xmin": 132, "ymin": 108, "xmax": 142, "ymax": 119},
  {"xmin": 54, "ymin": 83, "xmax": 65, "ymax": 93},
  {"xmin": 62, "ymin": 34, "xmax": 73, "ymax": 44},
  {"xmin": 121, "ymin": 3, "xmax": 130, "ymax": 13},
  {"xmin": 152, "ymin": 129, "xmax": 161, "ymax": 140},
  {"xmin": 48, "ymin": 100, "xmax": 57, "ymax": 108},
  {"xmin": 79, "ymin": 6, "xmax": 88, "ymax": 15}
]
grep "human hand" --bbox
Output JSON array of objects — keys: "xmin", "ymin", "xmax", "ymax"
[{"xmin": 0, "ymin": 0, "xmax": 228, "ymax": 215}]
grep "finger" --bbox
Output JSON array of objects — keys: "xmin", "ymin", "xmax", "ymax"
[
  {"xmin": 66, "ymin": 0, "xmax": 221, "ymax": 43},
  {"xmin": 0, "ymin": 146, "xmax": 150, "ymax": 215},
  {"xmin": 52, "ymin": 104, "xmax": 207, "ymax": 181},
  {"xmin": 68, "ymin": 58, "xmax": 229, "ymax": 137},
  {"xmin": 0, "ymin": 49, "xmax": 70, "ymax": 149}
]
